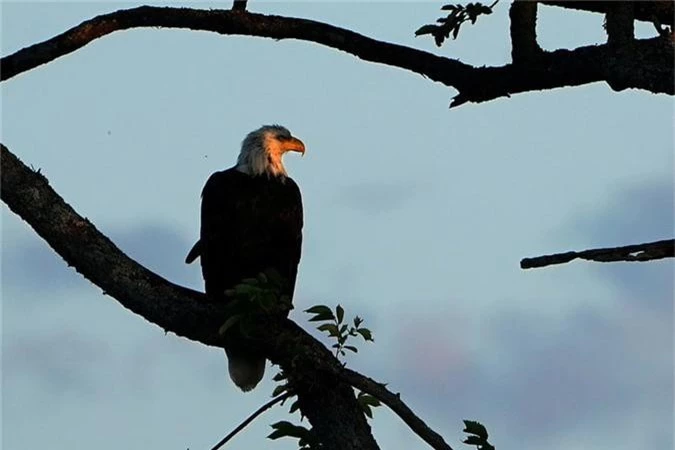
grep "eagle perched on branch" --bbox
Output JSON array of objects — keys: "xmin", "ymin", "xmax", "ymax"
[{"xmin": 185, "ymin": 125, "xmax": 305, "ymax": 391}]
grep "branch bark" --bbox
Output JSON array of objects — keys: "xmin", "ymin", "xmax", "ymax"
[
  {"xmin": 540, "ymin": 1, "xmax": 673, "ymax": 27},
  {"xmin": 606, "ymin": 2, "xmax": 635, "ymax": 47},
  {"xmin": 0, "ymin": 143, "xmax": 376, "ymax": 450},
  {"xmin": 1, "ymin": 6, "xmax": 672, "ymax": 108},
  {"xmin": 342, "ymin": 369, "xmax": 454, "ymax": 450},
  {"xmin": 509, "ymin": 0, "xmax": 542, "ymax": 63},
  {"xmin": 232, "ymin": 0, "xmax": 248, "ymax": 12},
  {"xmin": 1, "ymin": 142, "xmax": 456, "ymax": 449},
  {"xmin": 520, "ymin": 239, "xmax": 675, "ymax": 269}
]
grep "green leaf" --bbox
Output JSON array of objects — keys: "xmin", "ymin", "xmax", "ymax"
[
  {"xmin": 234, "ymin": 284, "xmax": 260, "ymax": 296},
  {"xmin": 463, "ymin": 420, "xmax": 489, "ymax": 439},
  {"xmin": 289, "ymin": 400, "xmax": 300, "ymax": 414},
  {"xmin": 268, "ymin": 421, "xmax": 310, "ymax": 440},
  {"xmin": 305, "ymin": 305, "xmax": 333, "ymax": 316},
  {"xmin": 218, "ymin": 314, "xmax": 243, "ymax": 335},
  {"xmin": 415, "ymin": 24, "xmax": 438, "ymax": 36},
  {"xmin": 256, "ymin": 272, "xmax": 268, "ymax": 284},
  {"xmin": 339, "ymin": 324, "xmax": 349, "ymax": 335},
  {"xmin": 463, "ymin": 436, "xmax": 484, "ymax": 446},
  {"xmin": 353, "ymin": 316, "xmax": 363, "ymax": 327},
  {"xmin": 336, "ymin": 304, "xmax": 344, "ymax": 324},
  {"xmin": 309, "ymin": 312, "xmax": 336, "ymax": 322},
  {"xmin": 271, "ymin": 384, "xmax": 287, "ymax": 397},
  {"xmin": 344, "ymin": 345, "xmax": 358, "ymax": 353},
  {"xmin": 357, "ymin": 328, "xmax": 374, "ymax": 341},
  {"xmin": 272, "ymin": 371, "xmax": 287, "ymax": 382},
  {"xmin": 358, "ymin": 393, "xmax": 382, "ymax": 407},
  {"xmin": 317, "ymin": 323, "xmax": 339, "ymax": 336}
]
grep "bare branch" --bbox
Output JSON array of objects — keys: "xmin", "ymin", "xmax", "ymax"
[
  {"xmin": 342, "ymin": 368, "xmax": 454, "ymax": 450},
  {"xmin": 1, "ymin": 142, "xmax": 459, "ymax": 449},
  {"xmin": 210, "ymin": 392, "xmax": 292, "ymax": 450},
  {"xmin": 509, "ymin": 0, "xmax": 542, "ymax": 63},
  {"xmin": 232, "ymin": 0, "xmax": 248, "ymax": 12},
  {"xmin": 1, "ymin": 6, "xmax": 672, "ymax": 108},
  {"xmin": 520, "ymin": 239, "xmax": 674, "ymax": 269},
  {"xmin": 606, "ymin": 2, "xmax": 635, "ymax": 47},
  {"xmin": 0, "ymin": 143, "xmax": 378, "ymax": 450}
]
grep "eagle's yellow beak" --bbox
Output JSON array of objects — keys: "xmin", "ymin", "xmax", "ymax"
[{"xmin": 285, "ymin": 137, "xmax": 306, "ymax": 156}]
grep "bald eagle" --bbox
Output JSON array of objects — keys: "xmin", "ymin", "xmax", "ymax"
[{"xmin": 185, "ymin": 125, "xmax": 305, "ymax": 391}]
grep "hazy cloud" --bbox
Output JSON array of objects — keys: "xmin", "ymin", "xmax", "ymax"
[{"xmin": 335, "ymin": 181, "xmax": 426, "ymax": 215}]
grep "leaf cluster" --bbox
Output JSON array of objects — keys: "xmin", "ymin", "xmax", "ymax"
[
  {"xmin": 416, "ymin": 2, "xmax": 497, "ymax": 46},
  {"xmin": 268, "ymin": 421, "xmax": 320, "ymax": 449},
  {"xmin": 218, "ymin": 268, "xmax": 292, "ymax": 337},
  {"xmin": 462, "ymin": 420, "xmax": 495, "ymax": 450},
  {"xmin": 305, "ymin": 304, "xmax": 374, "ymax": 361}
]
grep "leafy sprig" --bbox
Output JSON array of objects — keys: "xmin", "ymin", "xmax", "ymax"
[
  {"xmin": 416, "ymin": 1, "xmax": 498, "ymax": 46},
  {"xmin": 305, "ymin": 304, "xmax": 374, "ymax": 361},
  {"xmin": 462, "ymin": 420, "xmax": 495, "ymax": 450},
  {"xmin": 217, "ymin": 268, "xmax": 293, "ymax": 337}
]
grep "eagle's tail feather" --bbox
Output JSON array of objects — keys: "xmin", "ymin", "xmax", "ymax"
[
  {"xmin": 185, "ymin": 240, "xmax": 201, "ymax": 264},
  {"xmin": 225, "ymin": 347, "xmax": 265, "ymax": 392}
]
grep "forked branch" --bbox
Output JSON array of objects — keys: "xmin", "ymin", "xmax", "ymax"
[
  {"xmin": 2, "ymin": 6, "xmax": 672, "ymax": 108},
  {"xmin": 1, "ymin": 142, "xmax": 454, "ymax": 449}
]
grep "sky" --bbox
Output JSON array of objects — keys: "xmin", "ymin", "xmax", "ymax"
[{"xmin": 1, "ymin": 2, "xmax": 673, "ymax": 450}]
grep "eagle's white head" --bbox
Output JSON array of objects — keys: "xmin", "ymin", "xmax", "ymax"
[{"xmin": 235, "ymin": 125, "xmax": 305, "ymax": 178}]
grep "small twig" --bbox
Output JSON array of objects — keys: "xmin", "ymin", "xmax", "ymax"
[
  {"xmin": 231, "ymin": 0, "xmax": 247, "ymax": 12},
  {"xmin": 521, "ymin": 239, "xmax": 674, "ymax": 269},
  {"xmin": 341, "ymin": 368, "xmax": 453, "ymax": 450},
  {"xmin": 210, "ymin": 391, "xmax": 292, "ymax": 450}
]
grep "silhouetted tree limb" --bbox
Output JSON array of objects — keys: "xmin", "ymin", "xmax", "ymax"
[
  {"xmin": 520, "ymin": 239, "xmax": 674, "ymax": 269},
  {"xmin": 342, "ymin": 368, "xmax": 454, "ymax": 450},
  {"xmin": 211, "ymin": 392, "xmax": 292, "ymax": 450},
  {"xmin": 0, "ymin": 143, "xmax": 377, "ymax": 450},
  {"xmin": 1, "ymin": 6, "xmax": 672, "ymax": 108},
  {"xmin": 1, "ymin": 142, "xmax": 454, "ymax": 450},
  {"xmin": 232, "ymin": 0, "xmax": 247, "ymax": 12},
  {"xmin": 509, "ymin": 0, "xmax": 542, "ymax": 63},
  {"xmin": 540, "ymin": 1, "xmax": 673, "ymax": 27},
  {"xmin": 606, "ymin": 2, "xmax": 635, "ymax": 47}
]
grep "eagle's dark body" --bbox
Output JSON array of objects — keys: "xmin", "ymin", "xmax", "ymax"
[
  {"xmin": 188, "ymin": 168, "xmax": 303, "ymax": 303},
  {"xmin": 185, "ymin": 124, "xmax": 305, "ymax": 392}
]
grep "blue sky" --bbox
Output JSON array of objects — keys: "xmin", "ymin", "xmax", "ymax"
[{"xmin": 2, "ymin": 2, "xmax": 673, "ymax": 450}]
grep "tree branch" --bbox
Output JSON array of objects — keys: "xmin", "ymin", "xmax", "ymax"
[
  {"xmin": 605, "ymin": 2, "xmax": 635, "ymax": 47},
  {"xmin": 1, "ymin": 142, "xmax": 458, "ymax": 449},
  {"xmin": 540, "ymin": 1, "xmax": 673, "ymax": 27},
  {"xmin": 509, "ymin": 0, "xmax": 542, "ymax": 63},
  {"xmin": 1, "ymin": 6, "xmax": 672, "ymax": 108},
  {"xmin": 520, "ymin": 239, "xmax": 674, "ymax": 269},
  {"xmin": 342, "ymin": 368, "xmax": 454, "ymax": 450},
  {"xmin": 232, "ymin": 0, "xmax": 248, "ymax": 12},
  {"xmin": 0, "ymin": 143, "xmax": 376, "ymax": 450},
  {"xmin": 210, "ymin": 392, "xmax": 292, "ymax": 450}
]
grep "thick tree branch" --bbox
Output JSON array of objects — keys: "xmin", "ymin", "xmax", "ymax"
[
  {"xmin": 540, "ymin": 1, "xmax": 673, "ymax": 27},
  {"xmin": 1, "ymin": 6, "xmax": 672, "ymax": 108},
  {"xmin": 0, "ymin": 143, "xmax": 376, "ymax": 450},
  {"xmin": 342, "ymin": 368, "xmax": 454, "ymax": 450},
  {"xmin": 606, "ymin": 2, "xmax": 635, "ymax": 47},
  {"xmin": 520, "ymin": 239, "xmax": 674, "ymax": 269},
  {"xmin": 1, "ymin": 142, "xmax": 456, "ymax": 449}
]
